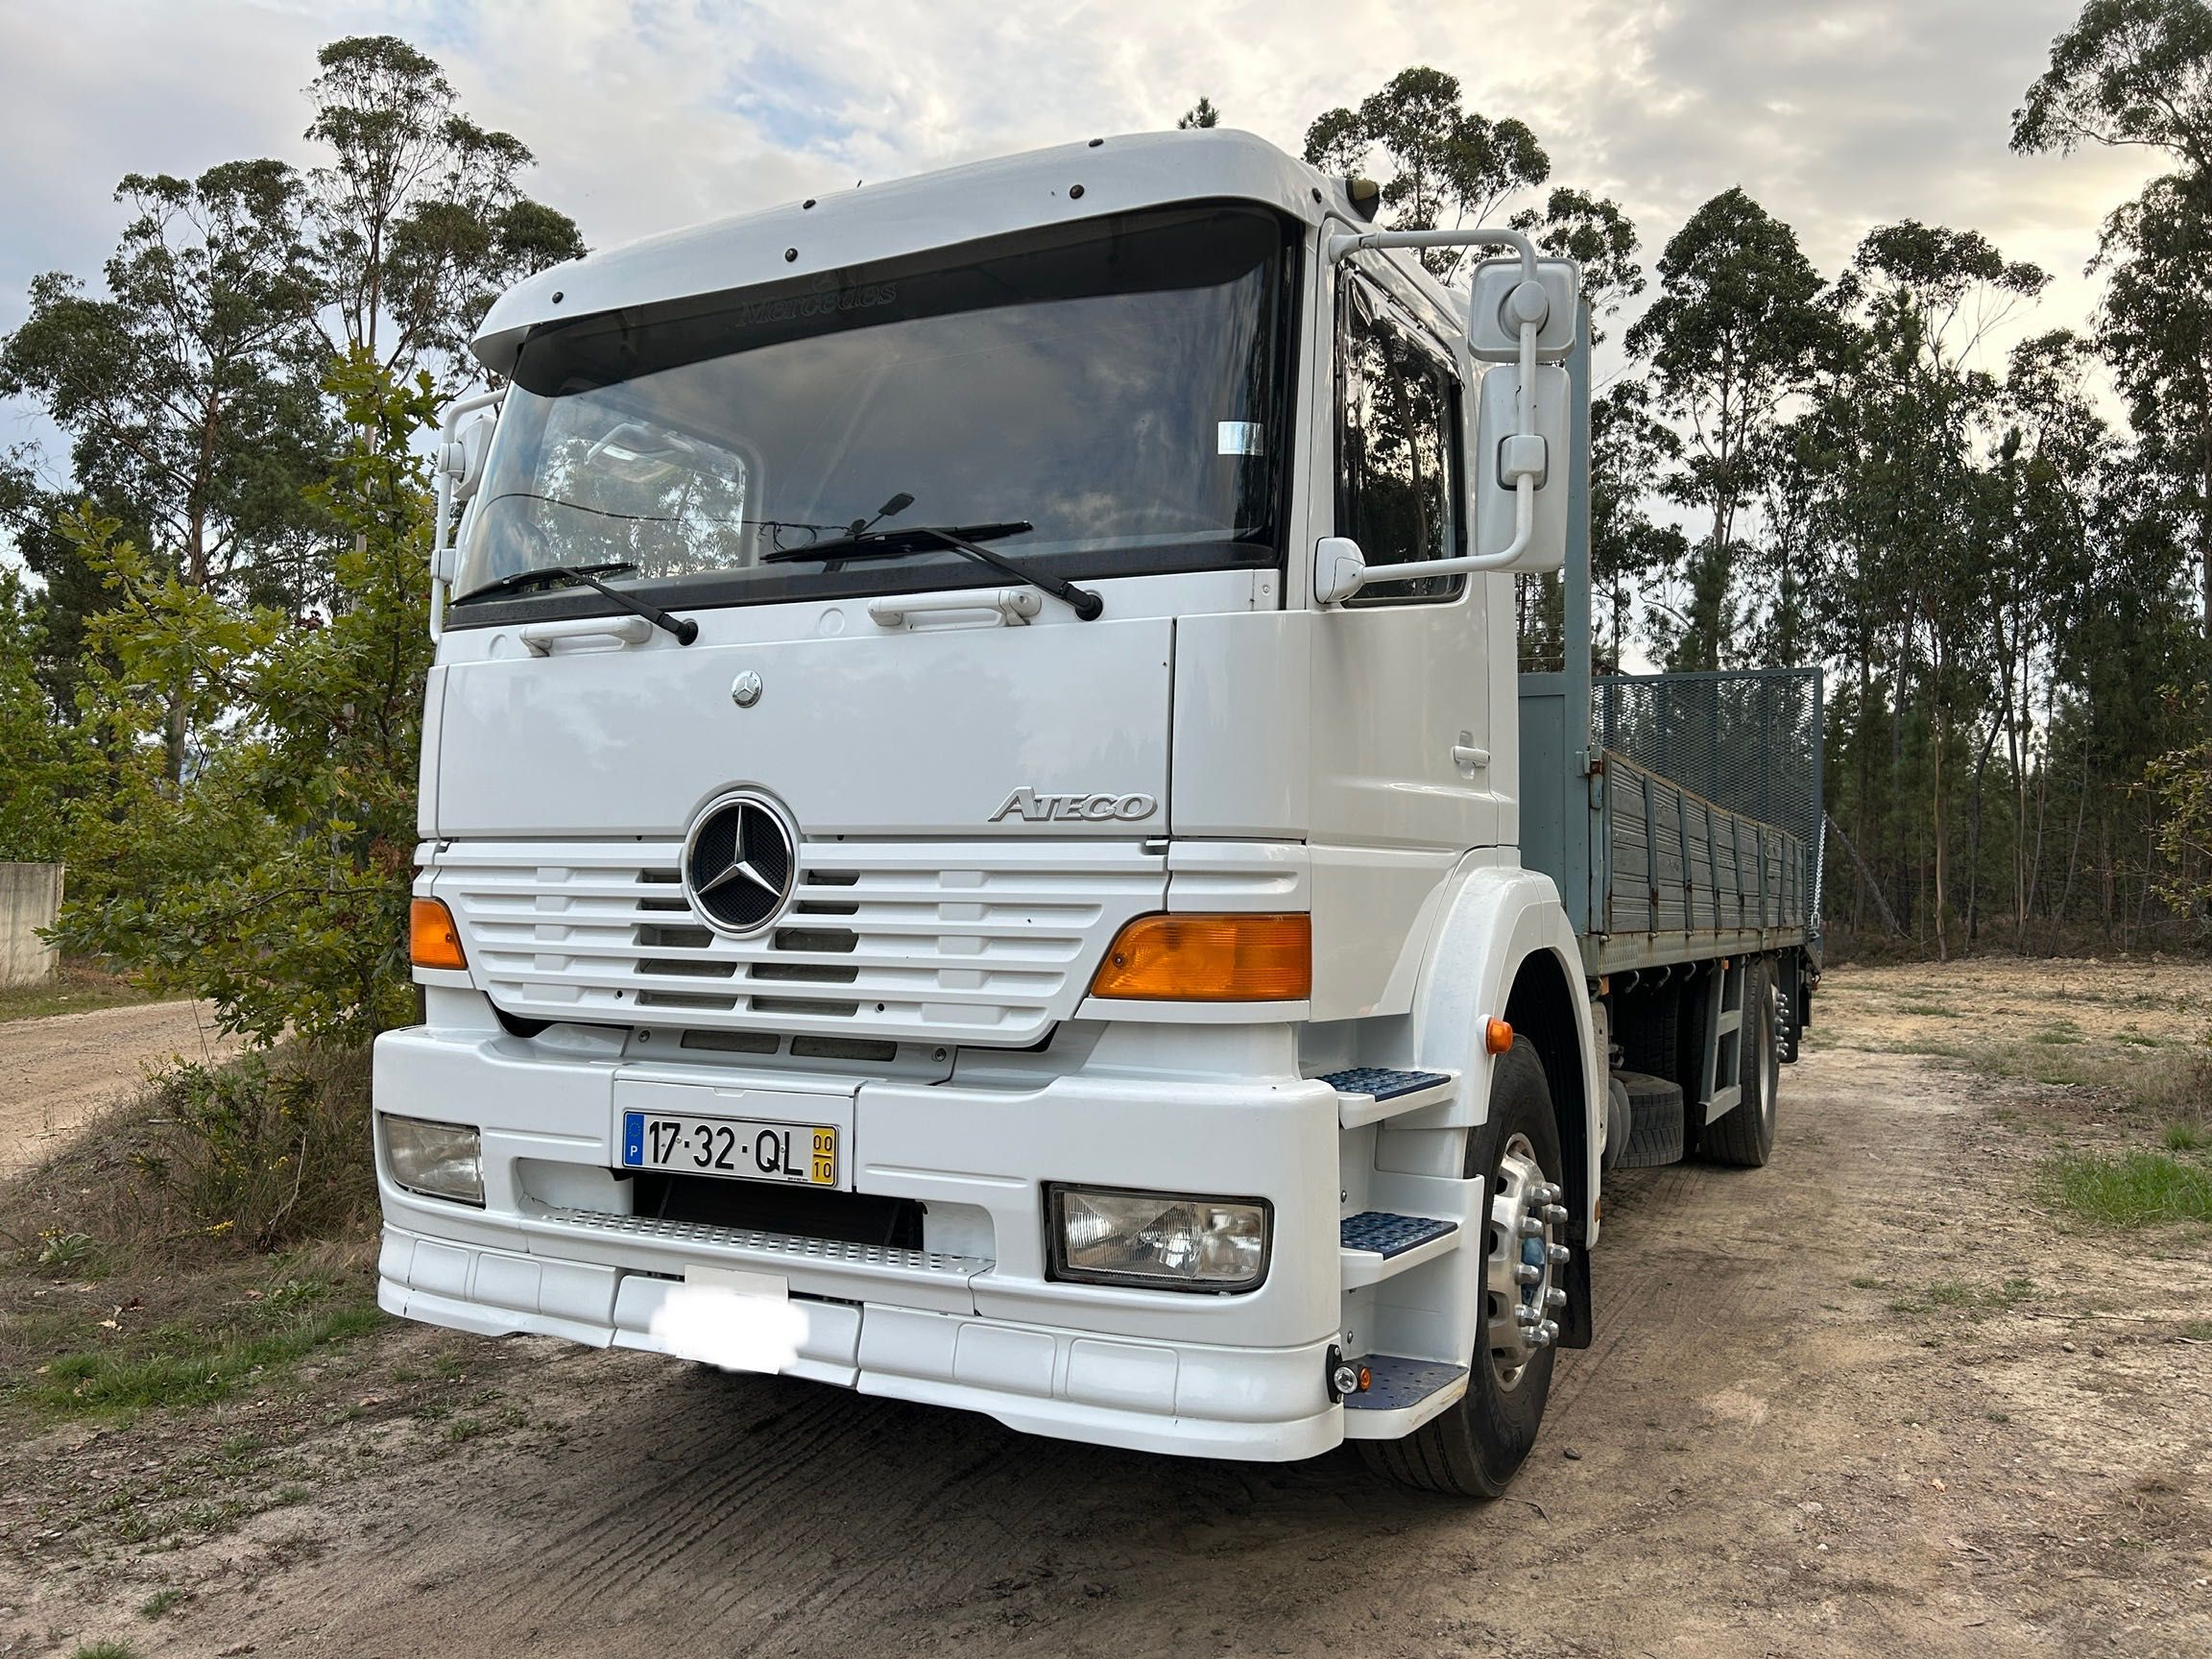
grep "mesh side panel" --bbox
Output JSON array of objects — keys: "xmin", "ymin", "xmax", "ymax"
[{"xmin": 1595, "ymin": 668, "xmax": 1824, "ymax": 922}]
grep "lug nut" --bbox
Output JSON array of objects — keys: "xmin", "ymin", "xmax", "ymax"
[
  {"xmin": 1518, "ymin": 1214, "xmax": 1546, "ymax": 1238},
  {"xmin": 1516, "ymin": 1305, "xmax": 1540, "ymax": 1327},
  {"xmin": 1547, "ymin": 1242, "xmax": 1571, "ymax": 1265},
  {"xmin": 1514, "ymin": 1262, "xmax": 1541, "ymax": 1285},
  {"xmin": 1542, "ymin": 1203, "xmax": 1570, "ymax": 1224},
  {"xmin": 1544, "ymin": 1286, "xmax": 1567, "ymax": 1310}
]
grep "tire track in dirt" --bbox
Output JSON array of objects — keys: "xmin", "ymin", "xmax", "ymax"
[{"xmin": 32, "ymin": 1036, "xmax": 2206, "ymax": 1659}]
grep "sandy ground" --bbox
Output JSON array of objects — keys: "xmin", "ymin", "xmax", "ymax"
[
  {"xmin": 5, "ymin": 966, "xmax": 2210, "ymax": 1657},
  {"xmin": 0, "ymin": 1001, "xmax": 233, "ymax": 1180}
]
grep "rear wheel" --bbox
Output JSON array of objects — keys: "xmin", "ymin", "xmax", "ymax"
[
  {"xmin": 1700, "ymin": 957, "xmax": 1781, "ymax": 1166},
  {"xmin": 1359, "ymin": 1040, "xmax": 1564, "ymax": 1498}
]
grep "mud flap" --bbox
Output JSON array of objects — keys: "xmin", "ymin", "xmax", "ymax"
[{"xmin": 1555, "ymin": 1241, "xmax": 1593, "ymax": 1349}]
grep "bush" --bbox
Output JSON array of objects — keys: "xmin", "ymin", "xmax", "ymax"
[{"xmin": 5, "ymin": 1044, "xmax": 375, "ymax": 1262}]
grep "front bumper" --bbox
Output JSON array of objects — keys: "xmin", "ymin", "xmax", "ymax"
[{"xmin": 373, "ymin": 1018, "xmax": 1346, "ymax": 1461}]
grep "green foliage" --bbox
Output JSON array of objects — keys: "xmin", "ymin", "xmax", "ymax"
[
  {"xmin": 0, "ymin": 571, "xmax": 85, "ymax": 860},
  {"xmin": 1176, "ymin": 96, "xmax": 1220, "ymax": 130},
  {"xmin": 1302, "ymin": 65, "xmax": 1548, "ymax": 276},
  {"xmin": 304, "ymin": 34, "xmax": 587, "ymax": 384},
  {"xmin": 2011, "ymin": 0, "xmax": 2212, "ymax": 168},
  {"xmin": 2039, "ymin": 1148, "xmax": 2212, "ymax": 1227},
  {"xmin": 1624, "ymin": 187, "xmax": 1834, "ymax": 672},
  {"xmin": 52, "ymin": 358, "xmax": 436, "ymax": 1045}
]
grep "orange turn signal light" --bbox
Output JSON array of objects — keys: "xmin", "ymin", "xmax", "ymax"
[
  {"xmin": 1089, "ymin": 913, "xmax": 1311, "ymax": 1001},
  {"xmin": 410, "ymin": 897, "xmax": 468, "ymax": 971},
  {"xmin": 1485, "ymin": 1017, "xmax": 1515, "ymax": 1055}
]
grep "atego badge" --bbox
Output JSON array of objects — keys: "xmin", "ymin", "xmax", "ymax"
[{"xmin": 989, "ymin": 787, "xmax": 1158, "ymax": 824}]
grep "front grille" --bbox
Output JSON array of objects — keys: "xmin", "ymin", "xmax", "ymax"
[{"xmin": 433, "ymin": 839, "xmax": 1165, "ymax": 1046}]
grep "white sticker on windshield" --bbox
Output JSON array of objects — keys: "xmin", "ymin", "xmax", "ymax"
[{"xmin": 1218, "ymin": 421, "xmax": 1265, "ymax": 456}]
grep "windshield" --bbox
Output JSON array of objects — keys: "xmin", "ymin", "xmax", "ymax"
[{"xmin": 451, "ymin": 205, "xmax": 1297, "ymax": 613}]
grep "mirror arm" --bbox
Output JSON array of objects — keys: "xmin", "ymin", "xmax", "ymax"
[{"xmin": 1324, "ymin": 226, "xmax": 1538, "ymax": 285}]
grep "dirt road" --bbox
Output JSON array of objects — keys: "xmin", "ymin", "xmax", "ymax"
[
  {"xmin": 8, "ymin": 1017, "xmax": 2209, "ymax": 1657},
  {"xmin": 0, "ymin": 1000, "xmax": 229, "ymax": 1179}
]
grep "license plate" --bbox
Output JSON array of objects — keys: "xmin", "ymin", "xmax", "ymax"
[{"xmin": 621, "ymin": 1111, "xmax": 837, "ymax": 1187}]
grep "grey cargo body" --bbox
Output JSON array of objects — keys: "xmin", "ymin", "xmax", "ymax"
[{"xmin": 1517, "ymin": 329, "xmax": 1820, "ymax": 976}]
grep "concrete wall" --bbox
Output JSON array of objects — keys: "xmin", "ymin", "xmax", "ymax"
[{"xmin": 0, "ymin": 863, "xmax": 62, "ymax": 988}]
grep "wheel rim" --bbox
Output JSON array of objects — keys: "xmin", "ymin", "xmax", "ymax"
[{"xmin": 1485, "ymin": 1132, "xmax": 1566, "ymax": 1390}]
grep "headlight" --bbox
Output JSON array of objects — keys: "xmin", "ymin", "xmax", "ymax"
[
  {"xmin": 383, "ymin": 1115, "xmax": 484, "ymax": 1206},
  {"xmin": 1047, "ymin": 1186, "xmax": 1270, "ymax": 1291}
]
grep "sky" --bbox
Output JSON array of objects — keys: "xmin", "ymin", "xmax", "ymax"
[{"xmin": 0, "ymin": 0, "xmax": 2171, "ymax": 501}]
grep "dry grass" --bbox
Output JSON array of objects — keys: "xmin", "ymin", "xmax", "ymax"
[
  {"xmin": 0, "ymin": 959, "xmax": 160, "ymax": 1024},
  {"xmin": 2, "ymin": 1042, "xmax": 375, "ymax": 1264}
]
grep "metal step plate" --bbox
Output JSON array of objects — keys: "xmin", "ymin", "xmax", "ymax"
[
  {"xmin": 1343, "ymin": 1354, "xmax": 1469, "ymax": 1411},
  {"xmin": 1319, "ymin": 1066, "xmax": 1453, "ymax": 1102},
  {"xmin": 1340, "ymin": 1211, "xmax": 1458, "ymax": 1259}
]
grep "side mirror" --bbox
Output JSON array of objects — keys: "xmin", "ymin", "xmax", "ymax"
[
  {"xmin": 1466, "ymin": 256, "xmax": 1580, "ymax": 364},
  {"xmin": 1313, "ymin": 537, "xmax": 1367, "ymax": 605},
  {"xmin": 1471, "ymin": 362, "xmax": 1571, "ymax": 573},
  {"xmin": 448, "ymin": 409, "xmax": 496, "ymax": 504}
]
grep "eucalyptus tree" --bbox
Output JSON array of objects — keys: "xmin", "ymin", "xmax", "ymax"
[
  {"xmin": 1828, "ymin": 220, "xmax": 2047, "ymax": 953},
  {"xmin": 2016, "ymin": 0, "xmax": 2212, "ymax": 630},
  {"xmin": 0, "ymin": 161, "xmax": 338, "ymax": 779},
  {"xmin": 2011, "ymin": 0, "xmax": 2212, "ymax": 174},
  {"xmin": 1587, "ymin": 379, "xmax": 1685, "ymax": 672},
  {"xmin": 1301, "ymin": 66, "xmax": 1549, "ymax": 276},
  {"xmin": 1508, "ymin": 187, "xmax": 1644, "ymax": 345},
  {"xmin": 1623, "ymin": 188, "xmax": 1832, "ymax": 672},
  {"xmin": 302, "ymin": 35, "xmax": 586, "ymax": 390}
]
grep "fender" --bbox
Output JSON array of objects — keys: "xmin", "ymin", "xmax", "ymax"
[{"xmin": 1401, "ymin": 855, "xmax": 1601, "ymax": 1245}]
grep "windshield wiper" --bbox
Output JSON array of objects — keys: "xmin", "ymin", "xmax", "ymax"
[
  {"xmin": 761, "ymin": 496, "xmax": 1103, "ymax": 621},
  {"xmin": 451, "ymin": 561, "xmax": 698, "ymax": 645}
]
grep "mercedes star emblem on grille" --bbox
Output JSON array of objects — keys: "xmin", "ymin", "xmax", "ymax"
[{"xmin": 682, "ymin": 791, "xmax": 800, "ymax": 935}]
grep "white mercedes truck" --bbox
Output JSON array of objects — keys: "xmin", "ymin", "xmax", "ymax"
[{"xmin": 377, "ymin": 129, "xmax": 1821, "ymax": 1497}]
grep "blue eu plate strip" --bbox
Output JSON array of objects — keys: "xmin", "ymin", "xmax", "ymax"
[{"xmin": 621, "ymin": 1111, "xmax": 645, "ymax": 1166}]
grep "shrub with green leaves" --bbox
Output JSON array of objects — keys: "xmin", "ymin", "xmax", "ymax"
[{"xmin": 53, "ymin": 354, "xmax": 436, "ymax": 1045}]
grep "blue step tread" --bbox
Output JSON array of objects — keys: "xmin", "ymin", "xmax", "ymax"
[
  {"xmin": 1318, "ymin": 1066, "xmax": 1453, "ymax": 1102},
  {"xmin": 1342, "ymin": 1354, "xmax": 1470, "ymax": 1411},
  {"xmin": 1340, "ymin": 1211, "xmax": 1458, "ymax": 1258}
]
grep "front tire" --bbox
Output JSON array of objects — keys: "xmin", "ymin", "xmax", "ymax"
[{"xmin": 1359, "ymin": 1040, "xmax": 1563, "ymax": 1498}]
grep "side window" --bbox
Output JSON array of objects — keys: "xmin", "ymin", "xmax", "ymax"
[{"xmin": 1336, "ymin": 277, "xmax": 1465, "ymax": 604}]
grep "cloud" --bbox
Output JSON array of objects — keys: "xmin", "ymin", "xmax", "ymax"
[{"xmin": 0, "ymin": 0, "xmax": 2171, "ymax": 480}]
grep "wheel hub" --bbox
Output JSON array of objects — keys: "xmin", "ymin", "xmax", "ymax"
[{"xmin": 1486, "ymin": 1132, "xmax": 1568, "ymax": 1389}]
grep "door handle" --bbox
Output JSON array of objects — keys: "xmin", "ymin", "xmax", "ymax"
[
  {"xmin": 869, "ymin": 588, "xmax": 1043, "ymax": 629},
  {"xmin": 519, "ymin": 614, "xmax": 655, "ymax": 655},
  {"xmin": 1453, "ymin": 739, "xmax": 1491, "ymax": 772}
]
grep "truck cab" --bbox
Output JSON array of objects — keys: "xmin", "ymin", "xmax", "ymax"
[{"xmin": 377, "ymin": 129, "xmax": 1815, "ymax": 1498}]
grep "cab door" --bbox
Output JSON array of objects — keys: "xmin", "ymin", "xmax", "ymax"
[{"xmin": 1308, "ymin": 260, "xmax": 1501, "ymax": 854}]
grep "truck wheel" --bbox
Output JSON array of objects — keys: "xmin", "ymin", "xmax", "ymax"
[
  {"xmin": 1359, "ymin": 1040, "xmax": 1561, "ymax": 1498},
  {"xmin": 1700, "ymin": 957, "xmax": 1781, "ymax": 1167}
]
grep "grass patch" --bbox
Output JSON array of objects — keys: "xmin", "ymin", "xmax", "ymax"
[
  {"xmin": 2040, "ymin": 1151, "xmax": 2212, "ymax": 1229},
  {"xmin": 137, "ymin": 1588, "xmax": 186, "ymax": 1619},
  {"xmin": 22, "ymin": 1299, "xmax": 383, "ymax": 1418},
  {"xmin": 73, "ymin": 1644, "xmax": 144, "ymax": 1659},
  {"xmin": 2165, "ymin": 1120, "xmax": 2206, "ymax": 1152},
  {"xmin": 2181, "ymin": 1319, "xmax": 2212, "ymax": 1341},
  {"xmin": 1897, "ymin": 1001, "xmax": 1961, "ymax": 1018},
  {"xmin": 0, "ymin": 960, "xmax": 160, "ymax": 1024}
]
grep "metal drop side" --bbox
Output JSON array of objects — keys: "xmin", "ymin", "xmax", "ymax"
[{"xmin": 1516, "ymin": 309, "xmax": 1823, "ymax": 976}]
